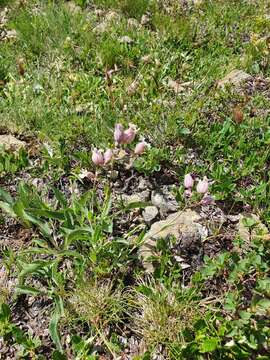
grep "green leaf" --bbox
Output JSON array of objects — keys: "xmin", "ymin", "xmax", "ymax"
[
  {"xmin": 52, "ymin": 350, "xmax": 67, "ymax": 360},
  {"xmin": 239, "ymin": 310, "xmax": 251, "ymax": 320},
  {"xmin": 0, "ymin": 201, "xmax": 16, "ymax": 217},
  {"xmin": 178, "ymin": 127, "xmax": 191, "ymax": 135},
  {"xmin": 0, "ymin": 187, "xmax": 13, "ymax": 205},
  {"xmin": 63, "ymin": 227, "xmax": 92, "ymax": 250},
  {"xmin": 52, "ymin": 187, "xmax": 68, "ymax": 207},
  {"xmin": 19, "ymin": 260, "xmax": 51, "ymax": 280},
  {"xmin": 49, "ymin": 296, "xmax": 64, "ymax": 352},
  {"xmin": 125, "ymin": 201, "xmax": 149, "ymax": 210},
  {"xmin": 23, "ymin": 212, "xmax": 52, "ymax": 237},
  {"xmin": 0, "ymin": 303, "xmax": 11, "ymax": 320},
  {"xmin": 13, "ymin": 200, "xmax": 31, "ymax": 227},
  {"xmin": 49, "ymin": 312, "xmax": 62, "ymax": 351},
  {"xmin": 101, "ymin": 186, "xmax": 112, "ymax": 218},
  {"xmin": 255, "ymin": 298, "xmax": 270, "ymax": 310},
  {"xmin": 200, "ymin": 337, "xmax": 219, "ymax": 353},
  {"xmin": 16, "ymin": 285, "xmax": 43, "ymax": 296},
  {"xmin": 243, "ymin": 217, "xmax": 258, "ymax": 228},
  {"xmin": 27, "ymin": 208, "xmax": 66, "ymax": 220}
]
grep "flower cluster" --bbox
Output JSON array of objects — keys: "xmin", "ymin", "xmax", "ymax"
[
  {"xmin": 91, "ymin": 148, "xmax": 113, "ymax": 166},
  {"xmin": 92, "ymin": 123, "xmax": 146, "ymax": 166},
  {"xmin": 184, "ymin": 174, "xmax": 214, "ymax": 205}
]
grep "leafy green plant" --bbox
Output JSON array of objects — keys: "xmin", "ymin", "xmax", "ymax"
[
  {"xmin": 93, "ymin": 0, "xmax": 150, "ymax": 18},
  {"xmin": 0, "ymin": 303, "xmax": 43, "ymax": 359},
  {"xmin": 133, "ymin": 147, "xmax": 170, "ymax": 175},
  {"xmin": 0, "ymin": 0, "xmax": 269, "ymax": 358},
  {"xmin": 0, "ymin": 148, "xmax": 29, "ymax": 175},
  {"xmin": 130, "ymin": 280, "xmax": 202, "ymax": 357}
]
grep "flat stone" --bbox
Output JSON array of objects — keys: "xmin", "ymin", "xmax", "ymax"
[
  {"xmin": 140, "ymin": 209, "xmax": 207, "ymax": 271},
  {"xmin": 0, "ymin": 135, "xmax": 26, "ymax": 151},
  {"xmin": 143, "ymin": 206, "xmax": 159, "ymax": 224},
  {"xmin": 218, "ymin": 69, "xmax": 253, "ymax": 89}
]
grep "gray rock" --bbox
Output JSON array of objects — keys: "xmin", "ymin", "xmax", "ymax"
[
  {"xmin": 3, "ymin": 29, "xmax": 17, "ymax": 40},
  {"xmin": 191, "ymin": 0, "xmax": 204, "ymax": 5},
  {"xmin": 93, "ymin": 9, "xmax": 105, "ymax": 17},
  {"xmin": 122, "ymin": 190, "xmax": 150, "ymax": 206},
  {"xmin": 227, "ymin": 214, "xmax": 240, "ymax": 223},
  {"xmin": 200, "ymin": 206, "xmax": 226, "ymax": 230},
  {"xmin": 151, "ymin": 186, "xmax": 178, "ymax": 215},
  {"xmin": 105, "ymin": 11, "xmax": 119, "ymax": 21},
  {"xmin": 119, "ymin": 35, "xmax": 134, "ymax": 44},
  {"xmin": 127, "ymin": 18, "xmax": 140, "ymax": 28},
  {"xmin": 64, "ymin": 1, "xmax": 82, "ymax": 13},
  {"xmin": 33, "ymin": 83, "xmax": 43, "ymax": 94},
  {"xmin": 0, "ymin": 135, "xmax": 26, "ymax": 151},
  {"xmin": 143, "ymin": 206, "xmax": 159, "ymax": 224},
  {"xmin": 93, "ymin": 21, "xmax": 109, "ymax": 33},
  {"xmin": 93, "ymin": 11, "xmax": 120, "ymax": 34},
  {"xmin": 236, "ymin": 213, "xmax": 269, "ymax": 253},
  {"xmin": 141, "ymin": 54, "xmax": 151, "ymax": 64},
  {"xmin": 138, "ymin": 177, "xmax": 152, "ymax": 191},
  {"xmin": 75, "ymin": 104, "xmax": 88, "ymax": 115},
  {"xmin": 180, "ymin": 263, "xmax": 191, "ymax": 270},
  {"xmin": 141, "ymin": 14, "xmax": 150, "ymax": 26},
  {"xmin": 140, "ymin": 209, "xmax": 207, "ymax": 271},
  {"xmin": 218, "ymin": 69, "xmax": 252, "ymax": 89}
]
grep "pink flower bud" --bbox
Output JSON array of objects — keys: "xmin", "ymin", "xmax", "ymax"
[
  {"xmin": 104, "ymin": 149, "xmax": 113, "ymax": 164},
  {"xmin": 196, "ymin": 177, "xmax": 209, "ymax": 194},
  {"xmin": 122, "ymin": 125, "xmax": 136, "ymax": 144},
  {"xmin": 184, "ymin": 173, "xmax": 194, "ymax": 189},
  {"xmin": 200, "ymin": 194, "xmax": 215, "ymax": 206},
  {"xmin": 114, "ymin": 123, "xmax": 124, "ymax": 144},
  {"xmin": 92, "ymin": 149, "xmax": 104, "ymax": 166},
  {"xmin": 134, "ymin": 142, "xmax": 146, "ymax": 155}
]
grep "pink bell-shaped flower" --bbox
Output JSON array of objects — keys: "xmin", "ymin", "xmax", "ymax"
[
  {"xmin": 196, "ymin": 177, "xmax": 209, "ymax": 194},
  {"xmin": 134, "ymin": 141, "xmax": 146, "ymax": 155},
  {"xmin": 114, "ymin": 123, "xmax": 124, "ymax": 144},
  {"xmin": 92, "ymin": 149, "xmax": 104, "ymax": 166},
  {"xmin": 104, "ymin": 149, "xmax": 113, "ymax": 164},
  {"xmin": 122, "ymin": 124, "xmax": 137, "ymax": 144},
  {"xmin": 184, "ymin": 173, "xmax": 194, "ymax": 189}
]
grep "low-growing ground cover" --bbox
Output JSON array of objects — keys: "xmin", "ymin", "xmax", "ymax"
[{"xmin": 0, "ymin": 0, "xmax": 269, "ymax": 359}]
